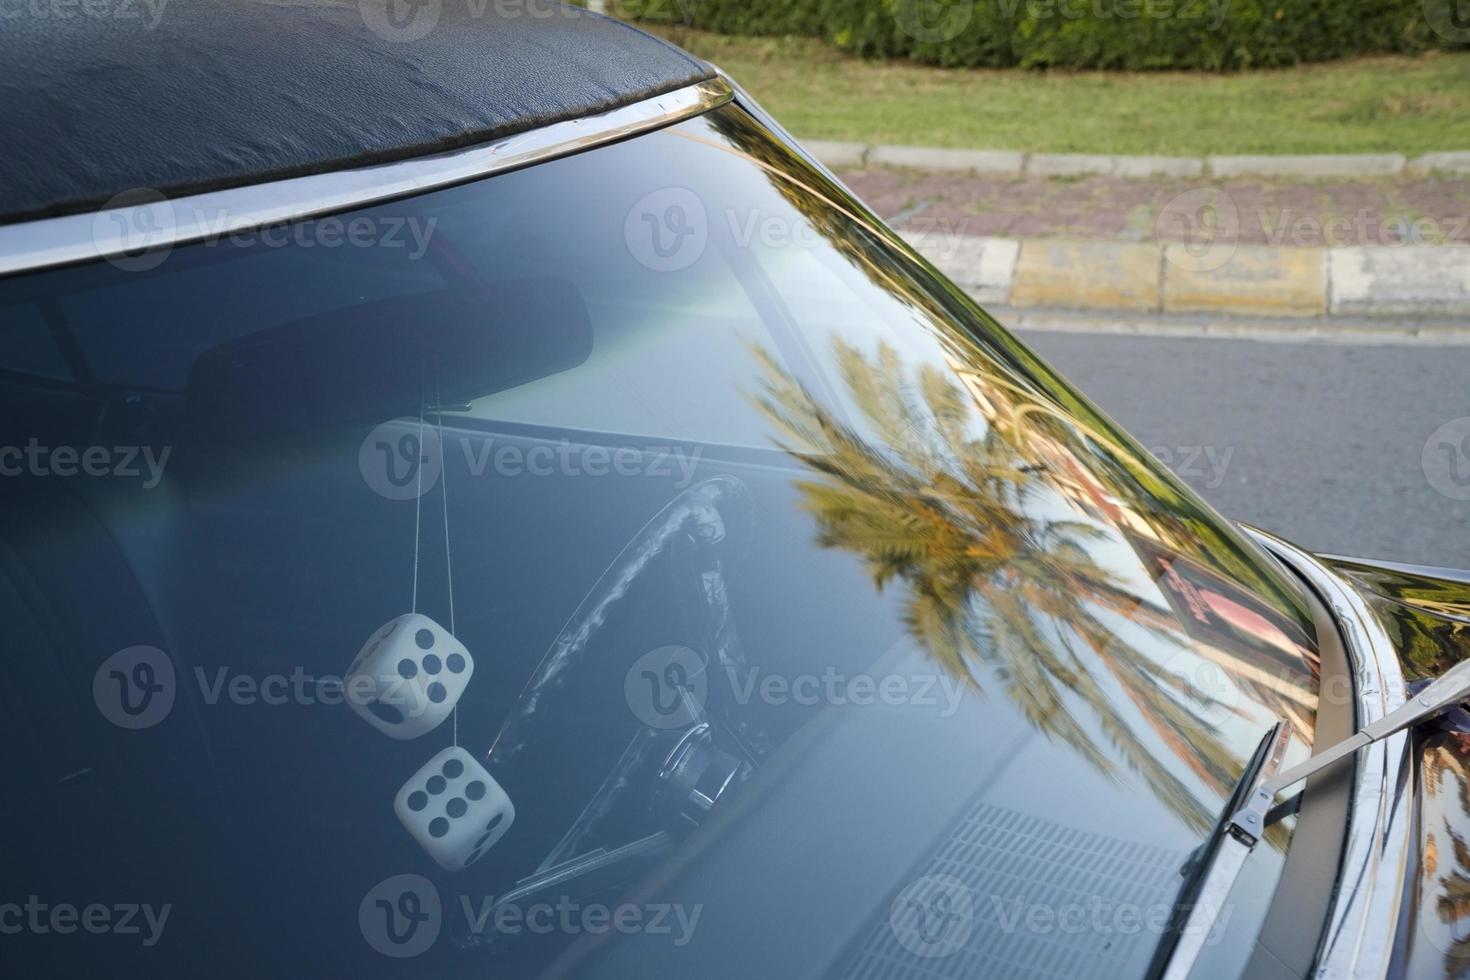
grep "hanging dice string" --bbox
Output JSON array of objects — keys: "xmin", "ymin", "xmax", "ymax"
[
  {"xmin": 349, "ymin": 349, "xmax": 500, "ymax": 869},
  {"xmin": 411, "ymin": 352, "xmax": 426, "ymax": 618},
  {"xmin": 405, "ymin": 352, "xmax": 458, "ymax": 748},
  {"xmin": 432, "ymin": 349, "xmax": 459, "ymax": 750}
]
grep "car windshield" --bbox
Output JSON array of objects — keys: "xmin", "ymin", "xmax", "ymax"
[{"xmin": 0, "ymin": 103, "xmax": 1324, "ymax": 980}]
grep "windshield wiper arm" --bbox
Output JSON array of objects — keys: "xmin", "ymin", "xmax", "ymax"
[
  {"xmin": 1155, "ymin": 656, "xmax": 1470, "ymax": 979},
  {"xmin": 1265, "ymin": 657, "xmax": 1470, "ymax": 797}
]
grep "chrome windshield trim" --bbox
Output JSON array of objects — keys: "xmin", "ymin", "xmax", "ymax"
[
  {"xmin": 0, "ymin": 78, "xmax": 733, "ymax": 278},
  {"xmin": 1245, "ymin": 526, "xmax": 1413, "ymax": 980}
]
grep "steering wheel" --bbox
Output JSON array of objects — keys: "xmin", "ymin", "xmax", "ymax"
[{"xmin": 479, "ymin": 476, "xmax": 769, "ymax": 909}]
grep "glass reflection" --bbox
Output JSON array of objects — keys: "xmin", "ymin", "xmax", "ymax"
[{"xmin": 750, "ymin": 333, "xmax": 1318, "ymax": 841}]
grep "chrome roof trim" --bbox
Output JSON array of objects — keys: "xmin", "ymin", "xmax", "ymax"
[
  {"xmin": 1245, "ymin": 526, "xmax": 1413, "ymax": 980},
  {"xmin": 0, "ymin": 78, "xmax": 733, "ymax": 278}
]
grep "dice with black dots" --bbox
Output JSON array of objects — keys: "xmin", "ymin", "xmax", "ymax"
[
  {"xmin": 346, "ymin": 613, "xmax": 474, "ymax": 740},
  {"xmin": 395, "ymin": 746, "xmax": 515, "ymax": 870}
]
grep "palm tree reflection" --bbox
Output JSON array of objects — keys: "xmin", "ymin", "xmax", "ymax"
[
  {"xmin": 752, "ymin": 337, "xmax": 1314, "ymax": 838},
  {"xmin": 1423, "ymin": 738, "xmax": 1470, "ymax": 975}
]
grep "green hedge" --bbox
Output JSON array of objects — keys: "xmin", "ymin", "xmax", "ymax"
[{"xmin": 621, "ymin": 0, "xmax": 1465, "ymax": 70}]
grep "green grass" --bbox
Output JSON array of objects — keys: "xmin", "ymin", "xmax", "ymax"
[{"xmin": 649, "ymin": 26, "xmax": 1470, "ymax": 156}]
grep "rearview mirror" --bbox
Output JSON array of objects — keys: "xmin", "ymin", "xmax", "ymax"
[{"xmin": 186, "ymin": 275, "xmax": 592, "ymax": 445}]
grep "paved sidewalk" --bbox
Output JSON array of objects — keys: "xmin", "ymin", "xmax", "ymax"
[
  {"xmin": 844, "ymin": 169, "xmax": 1470, "ymax": 246},
  {"xmin": 807, "ymin": 140, "xmax": 1470, "ymax": 180},
  {"xmin": 835, "ymin": 165, "xmax": 1470, "ymax": 320}
]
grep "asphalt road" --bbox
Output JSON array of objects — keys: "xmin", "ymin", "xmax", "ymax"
[{"xmin": 1016, "ymin": 328, "xmax": 1470, "ymax": 569}]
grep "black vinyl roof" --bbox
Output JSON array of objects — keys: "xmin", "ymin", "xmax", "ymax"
[{"xmin": 0, "ymin": 0, "xmax": 713, "ymax": 224}]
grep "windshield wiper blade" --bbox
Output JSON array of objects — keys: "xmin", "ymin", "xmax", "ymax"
[
  {"xmin": 1154, "ymin": 656, "xmax": 1470, "ymax": 979},
  {"xmin": 1152, "ymin": 721, "xmax": 1294, "ymax": 980}
]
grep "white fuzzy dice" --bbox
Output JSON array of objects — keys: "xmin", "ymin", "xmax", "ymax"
[
  {"xmin": 346, "ymin": 613, "xmax": 474, "ymax": 740},
  {"xmin": 396, "ymin": 746, "xmax": 515, "ymax": 870}
]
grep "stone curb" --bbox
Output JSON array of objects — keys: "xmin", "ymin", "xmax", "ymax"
[
  {"xmin": 900, "ymin": 230, "xmax": 1470, "ymax": 319},
  {"xmin": 803, "ymin": 140, "xmax": 1470, "ymax": 179}
]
